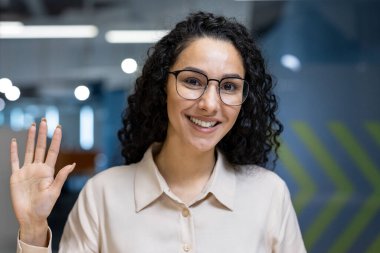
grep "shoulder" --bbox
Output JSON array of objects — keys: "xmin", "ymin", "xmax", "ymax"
[
  {"xmin": 230, "ymin": 165, "xmax": 293, "ymax": 216},
  {"xmin": 83, "ymin": 163, "xmax": 139, "ymax": 193},
  {"xmin": 232, "ymin": 164, "xmax": 290, "ymax": 204},
  {"xmin": 75, "ymin": 164, "xmax": 140, "ymax": 212},
  {"xmin": 93, "ymin": 164, "xmax": 136, "ymax": 183},
  {"xmin": 235, "ymin": 164, "xmax": 287, "ymax": 190}
]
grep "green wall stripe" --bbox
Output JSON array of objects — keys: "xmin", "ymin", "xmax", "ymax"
[
  {"xmin": 293, "ymin": 193, "xmax": 315, "ymax": 216},
  {"xmin": 304, "ymin": 194, "xmax": 350, "ymax": 250},
  {"xmin": 293, "ymin": 121, "xmax": 353, "ymax": 192},
  {"xmin": 278, "ymin": 143, "xmax": 316, "ymax": 214},
  {"xmin": 366, "ymin": 233, "xmax": 380, "ymax": 253},
  {"xmin": 328, "ymin": 122, "xmax": 380, "ymax": 252},
  {"xmin": 329, "ymin": 122, "xmax": 380, "ymax": 191},
  {"xmin": 365, "ymin": 121, "xmax": 380, "ymax": 148},
  {"xmin": 329, "ymin": 195, "xmax": 380, "ymax": 253},
  {"xmin": 292, "ymin": 122, "xmax": 354, "ymax": 249}
]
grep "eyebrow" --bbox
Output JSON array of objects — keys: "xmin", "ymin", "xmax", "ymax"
[{"xmin": 182, "ymin": 66, "xmax": 244, "ymax": 79}]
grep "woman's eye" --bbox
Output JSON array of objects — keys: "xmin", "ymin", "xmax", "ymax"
[
  {"xmin": 185, "ymin": 78, "xmax": 202, "ymax": 86},
  {"xmin": 221, "ymin": 83, "xmax": 236, "ymax": 91}
]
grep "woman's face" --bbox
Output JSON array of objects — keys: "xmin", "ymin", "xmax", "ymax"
[{"xmin": 165, "ymin": 37, "xmax": 245, "ymax": 153}]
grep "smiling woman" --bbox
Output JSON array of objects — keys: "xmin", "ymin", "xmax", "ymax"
[
  {"xmin": 10, "ymin": 11, "xmax": 306, "ymax": 253},
  {"xmin": 162, "ymin": 38, "xmax": 244, "ymax": 156}
]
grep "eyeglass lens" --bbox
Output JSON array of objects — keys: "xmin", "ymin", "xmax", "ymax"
[{"xmin": 175, "ymin": 70, "xmax": 248, "ymax": 106}]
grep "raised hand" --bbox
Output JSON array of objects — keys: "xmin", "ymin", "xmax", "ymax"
[{"xmin": 10, "ymin": 118, "xmax": 75, "ymax": 246}]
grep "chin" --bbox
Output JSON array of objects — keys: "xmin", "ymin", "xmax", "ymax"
[{"xmin": 187, "ymin": 138, "xmax": 219, "ymax": 153}]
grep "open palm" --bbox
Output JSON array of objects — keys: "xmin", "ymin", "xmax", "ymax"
[{"xmin": 10, "ymin": 119, "xmax": 75, "ymax": 231}]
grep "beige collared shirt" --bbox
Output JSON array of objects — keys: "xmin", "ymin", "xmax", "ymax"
[{"xmin": 17, "ymin": 144, "xmax": 306, "ymax": 253}]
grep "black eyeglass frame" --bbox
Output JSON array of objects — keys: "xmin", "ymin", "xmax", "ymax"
[{"xmin": 168, "ymin": 69, "xmax": 249, "ymax": 106}]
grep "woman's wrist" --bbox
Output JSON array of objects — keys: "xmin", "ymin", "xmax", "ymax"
[{"xmin": 19, "ymin": 220, "xmax": 49, "ymax": 247}]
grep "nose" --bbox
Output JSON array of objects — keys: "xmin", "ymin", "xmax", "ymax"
[{"xmin": 197, "ymin": 81, "xmax": 220, "ymax": 112}]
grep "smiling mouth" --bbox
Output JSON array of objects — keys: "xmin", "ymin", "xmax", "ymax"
[{"xmin": 189, "ymin": 116, "xmax": 219, "ymax": 128}]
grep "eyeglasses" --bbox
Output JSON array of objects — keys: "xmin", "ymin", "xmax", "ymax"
[{"xmin": 168, "ymin": 69, "xmax": 249, "ymax": 106}]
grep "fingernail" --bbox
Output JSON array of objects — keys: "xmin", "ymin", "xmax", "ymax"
[
  {"xmin": 56, "ymin": 124, "xmax": 62, "ymax": 129},
  {"xmin": 41, "ymin": 118, "xmax": 47, "ymax": 122},
  {"xmin": 11, "ymin": 138, "xmax": 16, "ymax": 142},
  {"xmin": 31, "ymin": 122, "xmax": 36, "ymax": 126}
]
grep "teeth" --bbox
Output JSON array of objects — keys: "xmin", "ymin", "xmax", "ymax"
[{"xmin": 189, "ymin": 117, "xmax": 217, "ymax": 128}]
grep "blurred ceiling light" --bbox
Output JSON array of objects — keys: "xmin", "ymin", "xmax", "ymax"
[
  {"xmin": 0, "ymin": 25, "xmax": 98, "ymax": 39},
  {"xmin": 10, "ymin": 108, "xmax": 24, "ymax": 131},
  {"xmin": 80, "ymin": 106, "xmax": 94, "ymax": 150},
  {"xmin": 0, "ymin": 98, "xmax": 5, "ymax": 112},
  {"xmin": 5, "ymin": 86, "xmax": 21, "ymax": 101},
  {"xmin": 0, "ymin": 21, "xmax": 24, "ymax": 33},
  {"xmin": 0, "ymin": 111, "xmax": 4, "ymax": 125},
  {"xmin": 74, "ymin": 85, "xmax": 90, "ymax": 101},
  {"xmin": 0, "ymin": 78, "xmax": 13, "ymax": 93},
  {"xmin": 0, "ymin": 21, "xmax": 24, "ymax": 26},
  {"xmin": 105, "ymin": 30, "xmax": 169, "ymax": 43},
  {"xmin": 234, "ymin": 0, "xmax": 285, "ymax": 1},
  {"xmin": 23, "ymin": 113, "xmax": 35, "ymax": 129},
  {"xmin": 281, "ymin": 54, "xmax": 301, "ymax": 72},
  {"xmin": 121, "ymin": 58, "xmax": 138, "ymax": 74},
  {"xmin": 45, "ymin": 106, "xmax": 59, "ymax": 138}
]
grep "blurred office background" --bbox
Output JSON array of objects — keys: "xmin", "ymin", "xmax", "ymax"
[{"xmin": 1, "ymin": 0, "xmax": 379, "ymax": 252}]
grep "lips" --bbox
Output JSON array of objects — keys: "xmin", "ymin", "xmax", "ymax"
[{"xmin": 189, "ymin": 116, "xmax": 218, "ymax": 128}]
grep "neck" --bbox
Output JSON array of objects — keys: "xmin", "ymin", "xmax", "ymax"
[{"xmin": 154, "ymin": 139, "xmax": 216, "ymax": 192}]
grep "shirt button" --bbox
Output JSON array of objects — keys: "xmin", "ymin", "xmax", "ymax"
[
  {"xmin": 182, "ymin": 208, "xmax": 190, "ymax": 218},
  {"xmin": 183, "ymin": 243, "xmax": 191, "ymax": 252}
]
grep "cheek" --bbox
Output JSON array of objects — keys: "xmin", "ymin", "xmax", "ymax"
[
  {"xmin": 166, "ymin": 89, "xmax": 186, "ymax": 123},
  {"xmin": 227, "ymin": 107, "xmax": 241, "ymax": 123},
  {"xmin": 166, "ymin": 85, "xmax": 178, "ymax": 112},
  {"xmin": 166, "ymin": 98, "xmax": 177, "ymax": 123}
]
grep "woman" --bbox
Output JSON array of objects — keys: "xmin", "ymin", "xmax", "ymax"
[{"xmin": 10, "ymin": 12, "xmax": 306, "ymax": 252}]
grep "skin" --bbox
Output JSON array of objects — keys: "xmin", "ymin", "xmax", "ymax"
[
  {"xmin": 10, "ymin": 119, "xmax": 75, "ymax": 246},
  {"xmin": 9, "ymin": 37, "xmax": 245, "ymax": 246},
  {"xmin": 155, "ymin": 37, "xmax": 244, "ymax": 204}
]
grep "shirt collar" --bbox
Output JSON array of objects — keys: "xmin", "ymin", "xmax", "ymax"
[
  {"xmin": 134, "ymin": 143, "xmax": 236, "ymax": 212},
  {"xmin": 204, "ymin": 149, "xmax": 236, "ymax": 211},
  {"xmin": 134, "ymin": 143, "xmax": 165, "ymax": 212}
]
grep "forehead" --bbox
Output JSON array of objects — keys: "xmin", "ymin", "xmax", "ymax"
[{"xmin": 172, "ymin": 37, "xmax": 245, "ymax": 76}]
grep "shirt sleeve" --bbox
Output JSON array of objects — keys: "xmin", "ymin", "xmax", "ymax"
[
  {"xmin": 271, "ymin": 180, "xmax": 307, "ymax": 253},
  {"xmin": 58, "ymin": 179, "xmax": 99, "ymax": 253},
  {"xmin": 17, "ymin": 228, "xmax": 52, "ymax": 253}
]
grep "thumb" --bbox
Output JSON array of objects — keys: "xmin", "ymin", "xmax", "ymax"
[{"xmin": 51, "ymin": 163, "xmax": 76, "ymax": 194}]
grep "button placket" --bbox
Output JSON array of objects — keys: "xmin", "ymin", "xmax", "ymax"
[
  {"xmin": 179, "ymin": 206, "xmax": 194, "ymax": 252},
  {"xmin": 182, "ymin": 208, "xmax": 190, "ymax": 218},
  {"xmin": 183, "ymin": 243, "xmax": 191, "ymax": 252}
]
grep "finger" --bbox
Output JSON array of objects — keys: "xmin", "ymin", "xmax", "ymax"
[
  {"xmin": 10, "ymin": 138, "xmax": 20, "ymax": 173},
  {"xmin": 51, "ymin": 163, "xmax": 76, "ymax": 194},
  {"xmin": 34, "ymin": 118, "xmax": 47, "ymax": 163},
  {"xmin": 45, "ymin": 125, "xmax": 62, "ymax": 168},
  {"xmin": 24, "ymin": 122, "xmax": 36, "ymax": 165}
]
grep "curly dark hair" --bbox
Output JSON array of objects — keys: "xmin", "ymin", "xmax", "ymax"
[{"xmin": 118, "ymin": 11, "xmax": 283, "ymax": 169}]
